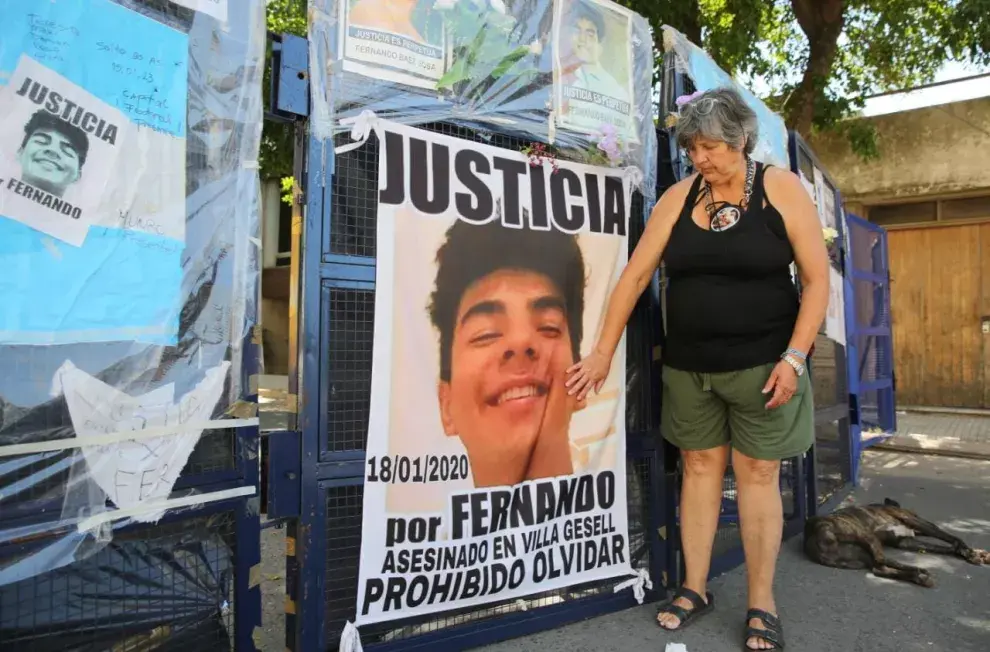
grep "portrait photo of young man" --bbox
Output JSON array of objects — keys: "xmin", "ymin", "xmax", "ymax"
[
  {"xmin": 16, "ymin": 110, "xmax": 89, "ymax": 198},
  {"xmin": 428, "ymin": 219, "xmax": 589, "ymax": 488},
  {"xmin": 561, "ymin": 0, "xmax": 630, "ymax": 105}
]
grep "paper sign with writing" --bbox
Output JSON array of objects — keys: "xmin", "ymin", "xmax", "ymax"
[
  {"xmin": 171, "ymin": 0, "xmax": 228, "ymax": 23},
  {"xmin": 56, "ymin": 360, "xmax": 231, "ymax": 523},
  {"xmin": 0, "ymin": 0, "xmax": 189, "ymax": 345},
  {"xmin": 0, "ymin": 55, "xmax": 129, "ymax": 246},
  {"xmin": 825, "ymin": 266, "xmax": 846, "ymax": 346}
]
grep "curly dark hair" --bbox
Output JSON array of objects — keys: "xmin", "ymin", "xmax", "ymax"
[
  {"xmin": 21, "ymin": 110, "xmax": 89, "ymax": 169},
  {"xmin": 428, "ymin": 218, "xmax": 587, "ymax": 382}
]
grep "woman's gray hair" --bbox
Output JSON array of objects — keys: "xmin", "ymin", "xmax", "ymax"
[{"xmin": 676, "ymin": 87, "xmax": 759, "ymax": 155}]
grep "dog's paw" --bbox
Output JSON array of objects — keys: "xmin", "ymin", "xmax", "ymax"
[
  {"xmin": 965, "ymin": 548, "xmax": 990, "ymax": 565},
  {"xmin": 915, "ymin": 570, "xmax": 936, "ymax": 588}
]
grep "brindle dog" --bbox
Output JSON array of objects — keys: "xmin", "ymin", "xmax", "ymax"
[{"xmin": 804, "ymin": 498, "xmax": 990, "ymax": 586}]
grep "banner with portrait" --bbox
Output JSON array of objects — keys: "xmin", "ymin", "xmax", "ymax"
[
  {"xmin": 0, "ymin": 0, "xmax": 188, "ymax": 344},
  {"xmin": 353, "ymin": 119, "xmax": 634, "ymax": 625},
  {"xmin": 552, "ymin": 0, "xmax": 637, "ymax": 142}
]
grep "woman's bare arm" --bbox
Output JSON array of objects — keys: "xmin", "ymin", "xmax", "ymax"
[
  {"xmin": 591, "ymin": 177, "xmax": 693, "ymax": 359},
  {"xmin": 766, "ymin": 167, "xmax": 830, "ymax": 357}
]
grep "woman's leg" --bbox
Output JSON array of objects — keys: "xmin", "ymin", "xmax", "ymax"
[
  {"xmin": 657, "ymin": 444, "xmax": 728, "ymax": 629},
  {"xmin": 733, "ymin": 448, "xmax": 783, "ymax": 650},
  {"xmin": 716, "ymin": 362, "xmax": 814, "ymax": 648}
]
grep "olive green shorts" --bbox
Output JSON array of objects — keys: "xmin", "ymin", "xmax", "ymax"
[{"xmin": 661, "ymin": 362, "xmax": 814, "ymax": 461}]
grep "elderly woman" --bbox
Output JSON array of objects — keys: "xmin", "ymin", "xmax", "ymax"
[{"xmin": 566, "ymin": 87, "xmax": 828, "ymax": 650}]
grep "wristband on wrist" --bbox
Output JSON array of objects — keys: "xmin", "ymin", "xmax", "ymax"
[
  {"xmin": 781, "ymin": 352, "xmax": 806, "ymax": 376},
  {"xmin": 784, "ymin": 347, "xmax": 807, "ymax": 361}
]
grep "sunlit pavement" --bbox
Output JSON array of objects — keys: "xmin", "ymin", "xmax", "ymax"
[{"xmin": 480, "ymin": 450, "xmax": 990, "ymax": 652}]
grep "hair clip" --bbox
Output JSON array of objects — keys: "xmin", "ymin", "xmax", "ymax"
[{"xmin": 674, "ymin": 90, "xmax": 704, "ymax": 107}]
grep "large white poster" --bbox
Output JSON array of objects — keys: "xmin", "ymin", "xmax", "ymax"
[{"xmin": 354, "ymin": 119, "xmax": 633, "ymax": 625}]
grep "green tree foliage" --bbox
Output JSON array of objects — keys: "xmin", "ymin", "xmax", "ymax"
[
  {"xmin": 261, "ymin": 0, "xmax": 307, "ymax": 185},
  {"xmin": 623, "ymin": 0, "xmax": 988, "ymax": 156}
]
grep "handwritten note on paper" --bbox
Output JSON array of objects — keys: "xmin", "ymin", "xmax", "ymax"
[
  {"xmin": 171, "ymin": 0, "xmax": 228, "ymax": 23},
  {"xmin": 825, "ymin": 266, "xmax": 846, "ymax": 346},
  {"xmin": 56, "ymin": 360, "xmax": 231, "ymax": 523},
  {"xmin": 0, "ymin": 0, "xmax": 189, "ymax": 139}
]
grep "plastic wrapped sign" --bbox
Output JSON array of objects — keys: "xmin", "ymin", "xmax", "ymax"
[
  {"xmin": 0, "ymin": 0, "xmax": 264, "ymax": 587},
  {"xmin": 0, "ymin": 0, "xmax": 189, "ymax": 345},
  {"xmin": 309, "ymin": 0, "xmax": 658, "ymax": 197}
]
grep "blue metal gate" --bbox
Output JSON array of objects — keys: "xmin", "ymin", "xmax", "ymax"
[
  {"xmin": 844, "ymin": 213, "xmax": 898, "ymax": 481},
  {"xmin": 266, "ymin": 30, "xmax": 674, "ymax": 652}
]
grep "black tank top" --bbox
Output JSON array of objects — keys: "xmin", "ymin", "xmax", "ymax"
[{"xmin": 662, "ymin": 164, "xmax": 799, "ymax": 373}]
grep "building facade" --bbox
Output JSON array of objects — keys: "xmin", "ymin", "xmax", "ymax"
[{"xmin": 813, "ymin": 96, "xmax": 990, "ymax": 409}]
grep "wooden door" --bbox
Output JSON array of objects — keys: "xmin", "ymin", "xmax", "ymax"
[{"xmin": 887, "ymin": 224, "xmax": 987, "ymax": 408}]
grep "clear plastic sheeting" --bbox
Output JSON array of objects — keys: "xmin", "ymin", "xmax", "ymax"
[
  {"xmin": 661, "ymin": 25, "xmax": 789, "ymax": 169},
  {"xmin": 0, "ymin": 0, "xmax": 264, "ymax": 587},
  {"xmin": 309, "ymin": 0, "xmax": 658, "ymax": 195}
]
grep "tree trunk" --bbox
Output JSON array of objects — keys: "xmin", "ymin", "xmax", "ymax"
[{"xmin": 787, "ymin": 0, "xmax": 846, "ymax": 137}]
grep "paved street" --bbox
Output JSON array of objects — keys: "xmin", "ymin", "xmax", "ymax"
[
  {"xmin": 877, "ymin": 411, "xmax": 990, "ymax": 458},
  {"xmin": 480, "ymin": 450, "xmax": 990, "ymax": 652}
]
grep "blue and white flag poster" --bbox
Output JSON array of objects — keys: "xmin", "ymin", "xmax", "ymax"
[
  {"xmin": 0, "ymin": 0, "xmax": 190, "ymax": 346},
  {"xmin": 0, "ymin": 55, "xmax": 128, "ymax": 246}
]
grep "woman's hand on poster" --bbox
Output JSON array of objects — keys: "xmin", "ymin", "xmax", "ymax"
[
  {"xmin": 762, "ymin": 360, "xmax": 798, "ymax": 409},
  {"xmin": 565, "ymin": 350, "xmax": 613, "ymax": 401}
]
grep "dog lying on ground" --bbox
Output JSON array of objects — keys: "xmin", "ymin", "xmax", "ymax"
[{"xmin": 804, "ymin": 498, "xmax": 990, "ymax": 587}]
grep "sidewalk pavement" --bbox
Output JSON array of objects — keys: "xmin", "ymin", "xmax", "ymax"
[
  {"xmin": 874, "ymin": 411, "xmax": 990, "ymax": 459},
  {"xmin": 481, "ymin": 450, "xmax": 990, "ymax": 652}
]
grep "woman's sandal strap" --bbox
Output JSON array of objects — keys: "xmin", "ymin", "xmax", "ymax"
[
  {"xmin": 660, "ymin": 604, "xmax": 691, "ymax": 624},
  {"xmin": 673, "ymin": 587, "xmax": 708, "ymax": 611},
  {"xmin": 745, "ymin": 609, "xmax": 784, "ymax": 649},
  {"xmin": 746, "ymin": 608, "xmax": 782, "ymax": 630}
]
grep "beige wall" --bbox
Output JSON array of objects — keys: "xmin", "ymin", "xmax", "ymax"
[{"xmin": 811, "ymin": 96, "xmax": 990, "ymax": 205}]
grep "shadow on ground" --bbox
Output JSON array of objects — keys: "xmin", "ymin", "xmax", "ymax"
[{"xmin": 478, "ymin": 451, "xmax": 990, "ymax": 652}]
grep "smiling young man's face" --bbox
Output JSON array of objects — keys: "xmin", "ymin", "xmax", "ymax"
[
  {"xmin": 18, "ymin": 126, "xmax": 82, "ymax": 196},
  {"xmin": 437, "ymin": 268, "xmax": 580, "ymax": 487}
]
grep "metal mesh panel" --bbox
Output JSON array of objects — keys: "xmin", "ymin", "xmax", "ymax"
[
  {"xmin": 814, "ymin": 421, "xmax": 849, "ymax": 505},
  {"xmin": 330, "ymin": 134, "xmax": 381, "ymax": 258},
  {"xmin": 858, "ymin": 390, "xmax": 881, "ymax": 429},
  {"xmin": 325, "ymin": 288, "xmax": 376, "ymax": 452},
  {"xmin": 856, "ymin": 334, "xmax": 893, "ymax": 384},
  {"xmin": 0, "ymin": 512, "xmax": 237, "ymax": 651},
  {"xmin": 847, "ymin": 220, "xmax": 881, "ymax": 274},
  {"xmin": 810, "ymin": 335, "xmax": 844, "ymax": 410},
  {"xmin": 853, "ymin": 279, "xmax": 890, "ymax": 329},
  {"xmin": 324, "ymin": 457, "xmax": 656, "ymax": 647}
]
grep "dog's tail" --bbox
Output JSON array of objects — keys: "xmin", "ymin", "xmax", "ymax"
[{"xmin": 884, "ymin": 498, "xmax": 901, "ymax": 508}]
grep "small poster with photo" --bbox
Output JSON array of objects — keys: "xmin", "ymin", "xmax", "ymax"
[
  {"xmin": 813, "ymin": 166, "xmax": 836, "ymax": 229},
  {"xmin": 552, "ymin": 0, "xmax": 637, "ymax": 142},
  {"xmin": 338, "ymin": 0, "xmax": 447, "ymax": 90},
  {"xmin": 0, "ymin": 55, "xmax": 128, "ymax": 247}
]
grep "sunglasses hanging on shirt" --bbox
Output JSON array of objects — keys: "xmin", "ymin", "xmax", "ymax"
[{"xmin": 703, "ymin": 157, "xmax": 755, "ymax": 232}]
